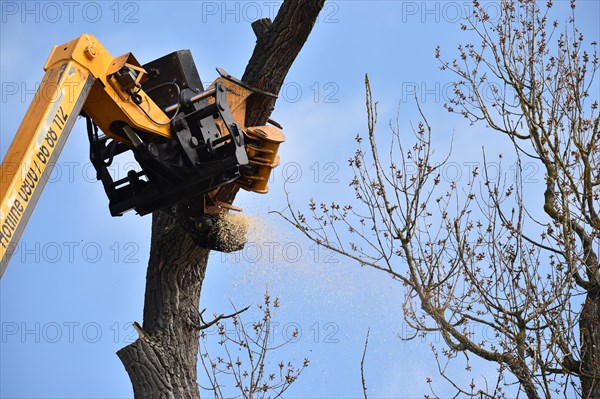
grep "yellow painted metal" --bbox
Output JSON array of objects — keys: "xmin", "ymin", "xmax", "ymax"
[
  {"xmin": 41, "ymin": 35, "xmax": 171, "ymax": 142},
  {"xmin": 207, "ymin": 77, "xmax": 252, "ymax": 147},
  {"xmin": 0, "ymin": 61, "xmax": 93, "ymax": 275},
  {"xmin": 0, "ymin": 34, "xmax": 173, "ymax": 275},
  {"xmin": 209, "ymin": 77, "xmax": 253, "ymax": 125},
  {"xmin": 207, "ymin": 77, "xmax": 285, "ymax": 194},
  {"xmin": 238, "ymin": 125, "xmax": 285, "ymax": 194},
  {"xmin": 82, "ymin": 49, "xmax": 172, "ymax": 142}
]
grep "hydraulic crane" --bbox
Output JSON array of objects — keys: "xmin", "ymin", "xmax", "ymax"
[{"xmin": 0, "ymin": 34, "xmax": 285, "ymax": 278}]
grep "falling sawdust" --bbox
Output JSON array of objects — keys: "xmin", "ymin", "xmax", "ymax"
[
  {"xmin": 212, "ymin": 212, "xmax": 405, "ymax": 335},
  {"xmin": 215, "ymin": 212, "xmax": 374, "ymax": 314},
  {"xmin": 215, "ymin": 212, "xmax": 250, "ymax": 253}
]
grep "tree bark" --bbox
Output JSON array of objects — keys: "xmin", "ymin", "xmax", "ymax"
[
  {"xmin": 117, "ymin": 1, "xmax": 325, "ymax": 398},
  {"xmin": 581, "ymin": 288, "xmax": 600, "ymax": 399}
]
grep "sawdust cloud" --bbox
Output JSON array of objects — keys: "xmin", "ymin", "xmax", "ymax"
[{"xmin": 215, "ymin": 212, "xmax": 399, "ymax": 318}]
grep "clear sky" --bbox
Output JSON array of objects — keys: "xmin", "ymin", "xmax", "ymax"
[{"xmin": 1, "ymin": 1, "xmax": 599, "ymax": 398}]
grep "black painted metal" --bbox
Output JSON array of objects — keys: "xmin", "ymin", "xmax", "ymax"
[{"xmin": 86, "ymin": 51, "xmax": 249, "ymax": 251}]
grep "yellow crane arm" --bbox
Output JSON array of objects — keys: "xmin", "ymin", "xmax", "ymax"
[
  {"xmin": 0, "ymin": 34, "xmax": 169, "ymax": 276},
  {"xmin": 0, "ymin": 49, "xmax": 93, "ymax": 276}
]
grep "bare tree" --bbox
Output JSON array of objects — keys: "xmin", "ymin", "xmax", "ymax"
[
  {"xmin": 199, "ymin": 292, "xmax": 309, "ymax": 399},
  {"xmin": 115, "ymin": 2, "xmax": 325, "ymax": 398},
  {"xmin": 281, "ymin": 1, "xmax": 599, "ymax": 398}
]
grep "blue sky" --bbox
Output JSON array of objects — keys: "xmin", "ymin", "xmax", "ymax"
[{"xmin": 1, "ymin": 1, "xmax": 599, "ymax": 398}]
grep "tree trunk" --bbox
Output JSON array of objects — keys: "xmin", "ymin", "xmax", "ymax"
[
  {"xmin": 117, "ymin": 216, "xmax": 208, "ymax": 398},
  {"xmin": 581, "ymin": 288, "xmax": 600, "ymax": 399},
  {"xmin": 116, "ymin": 1, "xmax": 325, "ymax": 398}
]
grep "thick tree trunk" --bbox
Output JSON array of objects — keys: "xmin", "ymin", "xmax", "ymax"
[
  {"xmin": 116, "ymin": 1, "xmax": 325, "ymax": 398},
  {"xmin": 117, "ymin": 216, "xmax": 208, "ymax": 398},
  {"xmin": 581, "ymin": 288, "xmax": 600, "ymax": 399}
]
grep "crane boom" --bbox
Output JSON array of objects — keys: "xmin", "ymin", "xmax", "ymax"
[
  {"xmin": 0, "ymin": 42, "xmax": 97, "ymax": 276},
  {"xmin": 0, "ymin": 34, "xmax": 285, "ymax": 278}
]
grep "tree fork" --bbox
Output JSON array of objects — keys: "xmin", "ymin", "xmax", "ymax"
[{"xmin": 116, "ymin": 1, "xmax": 325, "ymax": 398}]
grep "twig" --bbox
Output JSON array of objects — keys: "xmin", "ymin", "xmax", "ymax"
[
  {"xmin": 361, "ymin": 327, "xmax": 370, "ymax": 399},
  {"xmin": 194, "ymin": 305, "xmax": 251, "ymax": 331}
]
